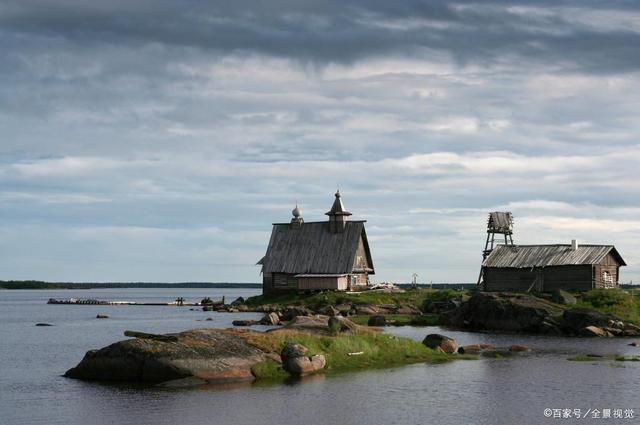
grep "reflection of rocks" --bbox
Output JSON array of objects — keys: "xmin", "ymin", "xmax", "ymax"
[{"xmin": 422, "ymin": 334, "xmax": 457, "ymax": 354}]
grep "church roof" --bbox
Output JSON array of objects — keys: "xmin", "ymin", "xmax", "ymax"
[{"xmin": 259, "ymin": 221, "xmax": 374, "ymax": 275}]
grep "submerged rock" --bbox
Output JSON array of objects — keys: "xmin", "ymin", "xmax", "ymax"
[
  {"xmin": 35, "ymin": 323, "xmax": 53, "ymax": 326},
  {"xmin": 96, "ymin": 314, "xmax": 109, "ymax": 319},
  {"xmin": 65, "ymin": 329, "xmax": 268, "ymax": 383},
  {"xmin": 422, "ymin": 334, "xmax": 457, "ymax": 354}
]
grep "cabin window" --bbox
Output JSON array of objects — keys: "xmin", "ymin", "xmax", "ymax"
[
  {"xmin": 602, "ymin": 271, "xmax": 614, "ymax": 288},
  {"xmin": 351, "ymin": 275, "xmax": 357, "ymax": 285}
]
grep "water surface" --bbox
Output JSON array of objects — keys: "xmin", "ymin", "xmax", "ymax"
[{"xmin": 1, "ymin": 288, "xmax": 639, "ymax": 424}]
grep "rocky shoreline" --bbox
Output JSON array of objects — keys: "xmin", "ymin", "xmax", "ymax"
[{"xmin": 64, "ymin": 315, "xmax": 465, "ymax": 385}]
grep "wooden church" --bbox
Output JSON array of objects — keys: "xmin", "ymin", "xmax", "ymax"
[{"xmin": 257, "ymin": 191, "xmax": 375, "ymax": 295}]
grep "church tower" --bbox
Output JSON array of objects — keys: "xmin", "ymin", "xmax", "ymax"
[{"xmin": 326, "ymin": 190, "xmax": 352, "ymax": 233}]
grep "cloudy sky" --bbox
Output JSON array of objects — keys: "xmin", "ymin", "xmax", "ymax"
[{"xmin": 1, "ymin": 0, "xmax": 639, "ymax": 283}]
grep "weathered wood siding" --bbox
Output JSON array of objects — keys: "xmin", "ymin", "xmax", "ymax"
[
  {"xmin": 353, "ymin": 237, "xmax": 371, "ymax": 270},
  {"xmin": 298, "ymin": 276, "xmax": 348, "ymax": 291},
  {"xmin": 542, "ymin": 265, "xmax": 593, "ymax": 291},
  {"xmin": 484, "ymin": 265, "xmax": 593, "ymax": 292},
  {"xmin": 594, "ymin": 253, "xmax": 620, "ymax": 288}
]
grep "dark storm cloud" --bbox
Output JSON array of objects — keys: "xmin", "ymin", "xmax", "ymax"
[{"xmin": 2, "ymin": 0, "xmax": 640, "ymax": 72}]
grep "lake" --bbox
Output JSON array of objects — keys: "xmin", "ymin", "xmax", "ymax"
[{"xmin": 1, "ymin": 288, "xmax": 639, "ymax": 424}]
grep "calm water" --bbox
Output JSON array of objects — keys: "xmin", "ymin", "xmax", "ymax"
[{"xmin": 1, "ymin": 288, "xmax": 640, "ymax": 425}]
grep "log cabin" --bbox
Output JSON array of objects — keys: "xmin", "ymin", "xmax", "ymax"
[
  {"xmin": 257, "ymin": 191, "xmax": 374, "ymax": 295},
  {"xmin": 481, "ymin": 240, "xmax": 626, "ymax": 292}
]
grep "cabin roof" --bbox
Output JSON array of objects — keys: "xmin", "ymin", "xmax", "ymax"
[
  {"xmin": 259, "ymin": 221, "xmax": 374, "ymax": 275},
  {"xmin": 483, "ymin": 244, "xmax": 626, "ymax": 268}
]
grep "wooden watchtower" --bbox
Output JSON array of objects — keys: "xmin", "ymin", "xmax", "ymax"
[{"xmin": 477, "ymin": 212, "xmax": 514, "ymax": 286}]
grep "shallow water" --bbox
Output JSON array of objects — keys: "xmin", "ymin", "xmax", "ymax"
[{"xmin": 1, "ymin": 288, "xmax": 639, "ymax": 424}]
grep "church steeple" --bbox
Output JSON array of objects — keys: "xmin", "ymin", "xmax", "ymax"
[{"xmin": 326, "ymin": 190, "xmax": 351, "ymax": 233}]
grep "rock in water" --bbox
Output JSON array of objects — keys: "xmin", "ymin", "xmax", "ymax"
[
  {"xmin": 580, "ymin": 326, "xmax": 611, "ymax": 337},
  {"xmin": 422, "ymin": 334, "xmax": 457, "ymax": 354},
  {"xmin": 65, "ymin": 329, "xmax": 267, "ymax": 383},
  {"xmin": 259, "ymin": 312, "xmax": 280, "ymax": 325},
  {"xmin": 96, "ymin": 314, "xmax": 109, "ymax": 319},
  {"xmin": 232, "ymin": 320, "xmax": 259, "ymax": 326},
  {"xmin": 35, "ymin": 323, "xmax": 53, "ymax": 326},
  {"xmin": 509, "ymin": 344, "xmax": 530, "ymax": 352},
  {"xmin": 367, "ymin": 315, "xmax": 386, "ymax": 327}
]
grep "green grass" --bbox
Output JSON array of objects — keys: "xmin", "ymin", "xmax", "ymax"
[
  {"xmin": 576, "ymin": 289, "xmax": 640, "ymax": 325},
  {"xmin": 615, "ymin": 356, "xmax": 640, "ymax": 362},
  {"xmin": 240, "ymin": 329, "xmax": 475, "ymax": 380},
  {"xmin": 244, "ymin": 288, "xmax": 467, "ymax": 311}
]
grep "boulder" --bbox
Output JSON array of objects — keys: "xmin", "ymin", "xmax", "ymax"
[
  {"xmin": 235, "ymin": 305, "xmax": 250, "ymax": 312},
  {"xmin": 281, "ymin": 306, "xmax": 314, "ymax": 321},
  {"xmin": 441, "ymin": 292, "xmax": 563, "ymax": 333},
  {"xmin": 65, "ymin": 329, "xmax": 268, "ymax": 383},
  {"xmin": 280, "ymin": 343, "xmax": 326, "ymax": 376},
  {"xmin": 628, "ymin": 341, "xmax": 638, "ymax": 347},
  {"xmin": 335, "ymin": 303, "xmax": 353, "ymax": 314},
  {"xmin": 316, "ymin": 305, "xmax": 340, "ymax": 317},
  {"xmin": 367, "ymin": 315, "xmax": 387, "ymax": 327},
  {"xmin": 580, "ymin": 326, "xmax": 611, "ymax": 337},
  {"xmin": 205, "ymin": 318, "xmax": 213, "ymax": 321},
  {"xmin": 551, "ymin": 290, "xmax": 577, "ymax": 306},
  {"xmin": 258, "ymin": 304, "xmax": 280, "ymax": 313},
  {"xmin": 35, "ymin": 323, "xmax": 53, "ymax": 326},
  {"xmin": 354, "ymin": 304, "xmax": 379, "ymax": 315},
  {"xmin": 509, "ymin": 344, "xmax": 530, "ymax": 352},
  {"xmin": 562, "ymin": 308, "xmax": 612, "ymax": 333},
  {"xmin": 457, "ymin": 344, "xmax": 483, "ymax": 355},
  {"xmin": 232, "ymin": 320, "xmax": 259, "ymax": 326},
  {"xmin": 422, "ymin": 334, "xmax": 457, "ymax": 354},
  {"xmin": 259, "ymin": 312, "xmax": 280, "ymax": 326},
  {"xmin": 230, "ymin": 297, "xmax": 245, "ymax": 306},
  {"xmin": 96, "ymin": 314, "xmax": 109, "ymax": 319}
]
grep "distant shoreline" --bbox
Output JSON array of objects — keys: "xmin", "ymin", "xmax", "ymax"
[{"xmin": 0, "ymin": 281, "xmax": 262, "ymax": 290}]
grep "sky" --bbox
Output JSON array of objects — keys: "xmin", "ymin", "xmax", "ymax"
[{"xmin": 1, "ymin": 0, "xmax": 639, "ymax": 283}]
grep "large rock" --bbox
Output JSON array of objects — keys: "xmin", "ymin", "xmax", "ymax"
[
  {"xmin": 580, "ymin": 326, "xmax": 611, "ymax": 337},
  {"xmin": 354, "ymin": 304, "xmax": 379, "ymax": 315},
  {"xmin": 280, "ymin": 343, "xmax": 326, "ymax": 375},
  {"xmin": 551, "ymin": 290, "xmax": 577, "ymax": 306},
  {"xmin": 316, "ymin": 305, "xmax": 340, "ymax": 317},
  {"xmin": 422, "ymin": 334, "xmax": 457, "ymax": 354},
  {"xmin": 259, "ymin": 312, "xmax": 280, "ymax": 325},
  {"xmin": 65, "ymin": 329, "xmax": 268, "ymax": 383},
  {"xmin": 442, "ymin": 292, "xmax": 564, "ymax": 334},
  {"xmin": 278, "ymin": 315, "xmax": 367, "ymax": 335},
  {"xmin": 281, "ymin": 306, "xmax": 314, "ymax": 321},
  {"xmin": 562, "ymin": 308, "xmax": 612, "ymax": 333}
]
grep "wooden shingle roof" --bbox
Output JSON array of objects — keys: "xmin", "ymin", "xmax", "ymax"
[
  {"xmin": 483, "ymin": 244, "xmax": 626, "ymax": 268},
  {"xmin": 260, "ymin": 221, "xmax": 374, "ymax": 275}
]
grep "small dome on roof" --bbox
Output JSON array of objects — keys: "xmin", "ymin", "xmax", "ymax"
[{"xmin": 292, "ymin": 205, "xmax": 302, "ymax": 218}]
